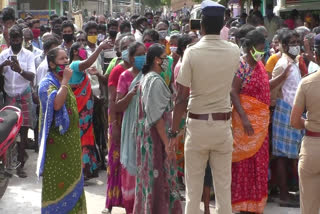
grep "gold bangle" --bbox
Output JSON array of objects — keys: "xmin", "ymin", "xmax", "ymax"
[{"xmin": 61, "ymin": 85, "xmax": 69, "ymax": 90}]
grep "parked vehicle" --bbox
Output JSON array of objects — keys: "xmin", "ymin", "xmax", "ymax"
[{"xmin": 0, "ymin": 106, "xmax": 22, "ymax": 199}]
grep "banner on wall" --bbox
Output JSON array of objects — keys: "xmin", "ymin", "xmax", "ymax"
[{"xmin": 18, "ymin": 10, "xmax": 56, "ymax": 25}]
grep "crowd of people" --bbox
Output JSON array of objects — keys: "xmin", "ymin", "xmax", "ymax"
[{"xmin": 0, "ymin": 0, "xmax": 320, "ymax": 213}]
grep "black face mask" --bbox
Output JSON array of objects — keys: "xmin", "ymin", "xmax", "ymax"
[
  {"xmin": 109, "ymin": 30, "xmax": 118, "ymax": 38},
  {"xmin": 63, "ymin": 34, "xmax": 74, "ymax": 43},
  {"xmin": 11, "ymin": 43, "xmax": 22, "ymax": 53}
]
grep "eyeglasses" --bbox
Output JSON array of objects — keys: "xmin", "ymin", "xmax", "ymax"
[{"xmin": 160, "ymin": 57, "xmax": 167, "ymax": 60}]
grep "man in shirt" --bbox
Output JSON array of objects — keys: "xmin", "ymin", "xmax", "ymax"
[
  {"xmin": 0, "ymin": 7, "xmax": 15, "ymax": 52},
  {"xmin": 171, "ymin": 1, "xmax": 240, "ymax": 213},
  {"xmin": 60, "ymin": 20, "xmax": 75, "ymax": 56},
  {"xmin": 22, "ymin": 28, "xmax": 43, "ymax": 59},
  {"xmin": 84, "ymin": 21, "xmax": 109, "ymax": 169},
  {"xmin": 0, "ymin": 25, "xmax": 35, "ymax": 178},
  {"xmin": 271, "ymin": 29, "xmax": 303, "ymax": 207},
  {"xmin": 30, "ymin": 19, "xmax": 43, "ymax": 50},
  {"xmin": 264, "ymin": 4, "xmax": 282, "ymax": 43},
  {"xmin": 134, "ymin": 16, "xmax": 148, "ymax": 43}
]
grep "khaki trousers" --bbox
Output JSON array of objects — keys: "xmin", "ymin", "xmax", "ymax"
[
  {"xmin": 184, "ymin": 116, "xmax": 233, "ymax": 214},
  {"xmin": 298, "ymin": 136, "xmax": 320, "ymax": 214}
]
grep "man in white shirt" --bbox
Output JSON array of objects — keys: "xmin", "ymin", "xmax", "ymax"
[
  {"xmin": 0, "ymin": 25, "xmax": 35, "ymax": 178},
  {"xmin": 134, "ymin": 16, "xmax": 149, "ymax": 43},
  {"xmin": 271, "ymin": 29, "xmax": 303, "ymax": 207}
]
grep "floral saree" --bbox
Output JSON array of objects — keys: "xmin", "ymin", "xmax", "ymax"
[
  {"xmin": 133, "ymin": 71, "xmax": 182, "ymax": 214},
  {"xmin": 231, "ymin": 61, "xmax": 270, "ymax": 213}
]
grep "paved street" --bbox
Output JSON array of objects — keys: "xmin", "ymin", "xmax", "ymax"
[{"xmin": 0, "ymin": 150, "xmax": 303, "ymax": 214}]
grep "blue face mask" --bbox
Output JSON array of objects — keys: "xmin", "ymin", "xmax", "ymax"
[
  {"xmin": 122, "ymin": 49, "xmax": 129, "ymax": 63},
  {"xmin": 134, "ymin": 55, "xmax": 146, "ymax": 71}
]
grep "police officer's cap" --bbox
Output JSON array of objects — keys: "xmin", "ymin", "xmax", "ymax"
[
  {"xmin": 201, "ymin": 0, "xmax": 225, "ymax": 17},
  {"xmin": 314, "ymin": 34, "xmax": 320, "ymax": 50}
]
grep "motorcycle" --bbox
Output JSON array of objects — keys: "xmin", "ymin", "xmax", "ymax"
[{"xmin": 0, "ymin": 106, "xmax": 22, "ymax": 199}]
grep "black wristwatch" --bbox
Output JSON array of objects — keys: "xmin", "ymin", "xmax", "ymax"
[{"xmin": 168, "ymin": 129, "xmax": 179, "ymax": 138}]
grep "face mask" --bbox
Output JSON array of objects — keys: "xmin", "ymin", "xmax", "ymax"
[
  {"xmin": 160, "ymin": 57, "xmax": 169, "ymax": 72},
  {"xmin": 98, "ymin": 33, "xmax": 105, "ymax": 42},
  {"xmin": 134, "ymin": 55, "xmax": 146, "ymax": 71},
  {"xmin": 109, "ymin": 30, "xmax": 118, "ymax": 38},
  {"xmin": 158, "ymin": 30, "xmax": 168, "ymax": 40},
  {"xmin": 63, "ymin": 33, "xmax": 74, "ymax": 43},
  {"xmin": 144, "ymin": 42, "xmax": 153, "ymax": 50},
  {"xmin": 54, "ymin": 64, "xmax": 66, "ymax": 77},
  {"xmin": 11, "ymin": 43, "xmax": 22, "ymax": 53},
  {"xmin": 250, "ymin": 46, "xmax": 264, "ymax": 62},
  {"xmin": 87, "ymin": 35, "xmax": 98, "ymax": 44},
  {"xmin": 147, "ymin": 19, "xmax": 153, "ymax": 24},
  {"xmin": 122, "ymin": 49, "xmax": 129, "ymax": 63},
  {"xmin": 78, "ymin": 48, "xmax": 87, "ymax": 60},
  {"xmin": 288, "ymin": 45, "xmax": 300, "ymax": 56},
  {"xmin": 32, "ymin": 29, "xmax": 40, "ymax": 39}
]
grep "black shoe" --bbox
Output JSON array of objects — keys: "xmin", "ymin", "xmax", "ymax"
[{"xmin": 16, "ymin": 168, "xmax": 27, "ymax": 178}]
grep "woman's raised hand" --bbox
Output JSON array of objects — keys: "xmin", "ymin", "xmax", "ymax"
[
  {"xmin": 63, "ymin": 66, "xmax": 73, "ymax": 83},
  {"xmin": 99, "ymin": 39, "xmax": 114, "ymax": 50}
]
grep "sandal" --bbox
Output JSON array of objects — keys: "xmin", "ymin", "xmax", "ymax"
[{"xmin": 276, "ymin": 198, "xmax": 300, "ymax": 208}]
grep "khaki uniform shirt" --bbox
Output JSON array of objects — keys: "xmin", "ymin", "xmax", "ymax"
[
  {"xmin": 177, "ymin": 35, "xmax": 240, "ymax": 114},
  {"xmin": 294, "ymin": 71, "xmax": 320, "ymax": 132}
]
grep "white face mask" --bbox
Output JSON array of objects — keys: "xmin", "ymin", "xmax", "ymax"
[{"xmin": 288, "ymin": 46, "xmax": 300, "ymax": 56}]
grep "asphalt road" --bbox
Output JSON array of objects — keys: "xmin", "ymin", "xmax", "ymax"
[{"xmin": 0, "ymin": 150, "xmax": 303, "ymax": 214}]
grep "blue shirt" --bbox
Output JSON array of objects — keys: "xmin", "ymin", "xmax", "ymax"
[{"xmin": 69, "ymin": 60, "xmax": 85, "ymax": 85}]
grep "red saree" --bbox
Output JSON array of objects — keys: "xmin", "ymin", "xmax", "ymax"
[{"xmin": 231, "ymin": 61, "xmax": 270, "ymax": 213}]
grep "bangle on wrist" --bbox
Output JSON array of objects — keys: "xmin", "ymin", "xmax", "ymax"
[
  {"xmin": 60, "ymin": 85, "xmax": 69, "ymax": 90},
  {"xmin": 20, "ymin": 69, "xmax": 23, "ymax": 74},
  {"xmin": 168, "ymin": 128, "xmax": 179, "ymax": 138}
]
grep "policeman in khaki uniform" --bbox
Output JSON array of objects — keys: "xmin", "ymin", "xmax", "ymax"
[
  {"xmin": 170, "ymin": 1, "xmax": 240, "ymax": 214},
  {"xmin": 290, "ymin": 34, "xmax": 320, "ymax": 214}
]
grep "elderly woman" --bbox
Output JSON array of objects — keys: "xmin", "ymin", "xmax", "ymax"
[{"xmin": 37, "ymin": 47, "xmax": 87, "ymax": 213}]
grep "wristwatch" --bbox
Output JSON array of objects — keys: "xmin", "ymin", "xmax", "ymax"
[{"xmin": 168, "ymin": 129, "xmax": 179, "ymax": 138}]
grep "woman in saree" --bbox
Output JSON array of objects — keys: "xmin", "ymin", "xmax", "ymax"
[
  {"xmin": 105, "ymin": 35, "xmax": 136, "ymax": 213},
  {"xmin": 133, "ymin": 44, "xmax": 182, "ymax": 214},
  {"xmin": 68, "ymin": 41, "xmax": 112, "ymax": 180},
  {"xmin": 230, "ymin": 30, "xmax": 271, "ymax": 214},
  {"xmin": 116, "ymin": 41, "xmax": 146, "ymax": 213},
  {"xmin": 37, "ymin": 47, "xmax": 86, "ymax": 213},
  {"xmin": 231, "ymin": 29, "xmax": 293, "ymax": 214}
]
